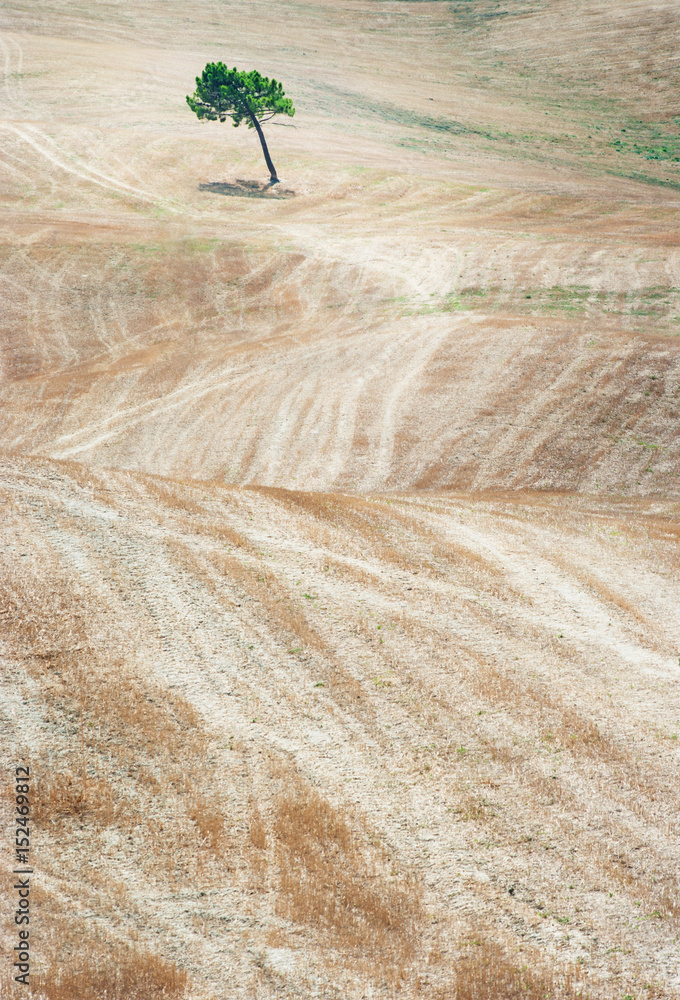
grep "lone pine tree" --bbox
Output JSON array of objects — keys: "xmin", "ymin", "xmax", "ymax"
[{"xmin": 187, "ymin": 63, "xmax": 295, "ymax": 184}]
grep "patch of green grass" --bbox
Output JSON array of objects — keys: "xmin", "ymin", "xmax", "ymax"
[
  {"xmin": 182, "ymin": 237, "xmax": 221, "ymax": 253},
  {"xmin": 131, "ymin": 243, "xmax": 167, "ymax": 254},
  {"xmin": 388, "ymin": 284, "xmax": 680, "ymax": 332},
  {"xmin": 442, "ymin": 292, "xmax": 469, "ymax": 312},
  {"xmin": 610, "ymin": 119, "xmax": 680, "ymax": 162},
  {"xmin": 452, "ymin": 284, "xmax": 680, "ymax": 323}
]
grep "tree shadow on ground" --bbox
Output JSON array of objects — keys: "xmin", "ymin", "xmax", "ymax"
[{"xmin": 198, "ymin": 179, "xmax": 295, "ymax": 199}]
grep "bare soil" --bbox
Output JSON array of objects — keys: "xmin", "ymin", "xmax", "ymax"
[{"xmin": 0, "ymin": 2, "xmax": 679, "ymax": 998}]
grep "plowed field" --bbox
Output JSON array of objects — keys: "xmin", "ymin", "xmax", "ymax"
[{"xmin": 1, "ymin": 3, "xmax": 679, "ymax": 998}]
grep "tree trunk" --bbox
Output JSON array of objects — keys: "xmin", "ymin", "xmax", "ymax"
[{"xmin": 248, "ymin": 111, "xmax": 279, "ymax": 184}]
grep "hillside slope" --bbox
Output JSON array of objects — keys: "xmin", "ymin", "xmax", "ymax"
[{"xmin": 0, "ymin": 2, "xmax": 679, "ymax": 998}]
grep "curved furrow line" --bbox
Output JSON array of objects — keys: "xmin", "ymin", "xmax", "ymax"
[{"xmin": 0, "ymin": 123, "xmax": 174, "ymax": 208}]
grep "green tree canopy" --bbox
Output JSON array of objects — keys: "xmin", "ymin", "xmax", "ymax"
[{"xmin": 187, "ymin": 63, "xmax": 295, "ymax": 184}]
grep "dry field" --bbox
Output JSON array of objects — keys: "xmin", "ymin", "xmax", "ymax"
[{"xmin": 0, "ymin": 1, "xmax": 679, "ymax": 998}]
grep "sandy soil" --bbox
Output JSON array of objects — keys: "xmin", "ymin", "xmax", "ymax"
[{"xmin": 0, "ymin": 2, "xmax": 679, "ymax": 998}]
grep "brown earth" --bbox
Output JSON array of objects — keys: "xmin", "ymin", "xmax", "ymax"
[{"xmin": 0, "ymin": 2, "xmax": 679, "ymax": 998}]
